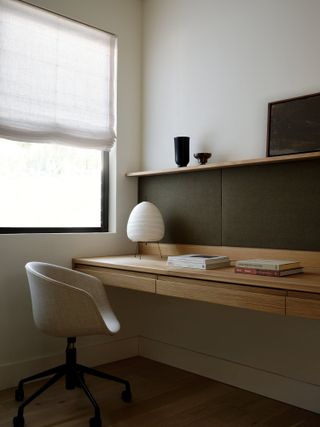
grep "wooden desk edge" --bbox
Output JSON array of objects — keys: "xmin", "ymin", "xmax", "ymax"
[
  {"xmin": 73, "ymin": 255, "xmax": 320, "ymax": 295},
  {"xmin": 73, "ymin": 254, "xmax": 320, "ymax": 319}
]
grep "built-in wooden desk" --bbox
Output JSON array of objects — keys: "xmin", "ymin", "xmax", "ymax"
[{"xmin": 73, "ymin": 255, "xmax": 320, "ymax": 320}]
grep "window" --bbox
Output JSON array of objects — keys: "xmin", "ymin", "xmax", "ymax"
[
  {"xmin": 0, "ymin": 0, "xmax": 117, "ymax": 233},
  {"xmin": 0, "ymin": 139, "xmax": 108, "ymax": 231}
]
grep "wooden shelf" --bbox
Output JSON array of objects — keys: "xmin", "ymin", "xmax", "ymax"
[{"xmin": 126, "ymin": 152, "xmax": 320, "ymax": 177}]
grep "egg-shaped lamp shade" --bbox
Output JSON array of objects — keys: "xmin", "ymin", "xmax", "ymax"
[{"xmin": 127, "ymin": 202, "xmax": 165, "ymax": 242}]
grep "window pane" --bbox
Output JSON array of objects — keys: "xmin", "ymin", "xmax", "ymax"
[{"xmin": 0, "ymin": 139, "xmax": 102, "ymax": 228}]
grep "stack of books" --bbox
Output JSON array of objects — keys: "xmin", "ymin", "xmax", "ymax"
[
  {"xmin": 167, "ymin": 254, "xmax": 230, "ymax": 270},
  {"xmin": 235, "ymin": 259, "xmax": 304, "ymax": 277}
]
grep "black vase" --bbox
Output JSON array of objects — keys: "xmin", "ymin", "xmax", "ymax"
[{"xmin": 174, "ymin": 136, "xmax": 190, "ymax": 167}]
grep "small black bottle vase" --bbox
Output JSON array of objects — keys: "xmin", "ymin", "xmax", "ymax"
[{"xmin": 174, "ymin": 136, "xmax": 190, "ymax": 167}]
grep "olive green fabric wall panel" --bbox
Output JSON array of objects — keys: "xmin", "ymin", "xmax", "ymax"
[
  {"xmin": 138, "ymin": 170, "xmax": 222, "ymax": 245},
  {"xmin": 138, "ymin": 159, "xmax": 320, "ymax": 250},
  {"xmin": 222, "ymin": 159, "xmax": 320, "ymax": 250}
]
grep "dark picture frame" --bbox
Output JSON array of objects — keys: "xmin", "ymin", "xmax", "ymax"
[{"xmin": 267, "ymin": 92, "xmax": 320, "ymax": 157}]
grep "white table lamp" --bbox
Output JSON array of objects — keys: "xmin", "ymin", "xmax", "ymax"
[{"xmin": 127, "ymin": 201, "xmax": 165, "ymax": 256}]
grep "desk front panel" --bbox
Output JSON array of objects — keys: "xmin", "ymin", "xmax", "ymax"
[
  {"xmin": 75, "ymin": 265, "xmax": 156, "ymax": 293},
  {"xmin": 156, "ymin": 275, "xmax": 286, "ymax": 315},
  {"xmin": 74, "ymin": 257, "xmax": 320, "ymax": 320},
  {"xmin": 286, "ymin": 291, "xmax": 320, "ymax": 320}
]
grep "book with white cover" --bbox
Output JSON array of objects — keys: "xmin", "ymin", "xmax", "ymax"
[
  {"xmin": 235, "ymin": 259, "xmax": 300, "ymax": 271},
  {"xmin": 167, "ymin": 260, "xmax": 230, "ymax": 270},
  {"xmin": 167, "ymin": 254, "xmax": 229, "ymax": 266}
]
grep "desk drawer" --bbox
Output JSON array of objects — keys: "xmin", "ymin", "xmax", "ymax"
[
  {"xmin": 156, "ymin": 276, "xmax": 285, "ymax": 315},
  {"xmin": 75, "ymin": 266, "xmax": 156, "ymax": 293},
  {"xmin": 286, "ymin": 291, "xmax": 320, "ymax": 320}
]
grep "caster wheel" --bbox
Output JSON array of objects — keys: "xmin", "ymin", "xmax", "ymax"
[
  {"xmin": 13, "ymin": 416, "xmax": 25, "ymax": 427},
  {"xmin": 121, "ymin": 389, "xmax": 132, "ymax": 403},
  {"xmin": 15, "ymin": 389, "xmax": 24, "ymax": 402},
  {"xmin": 89, "ymin": 416, "xmax": 101, "ymax": 427}
]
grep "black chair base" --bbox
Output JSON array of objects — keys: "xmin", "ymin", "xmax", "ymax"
[{"xmin": 13, "ymin": 337, "xmax": 132, "ymax": 427}]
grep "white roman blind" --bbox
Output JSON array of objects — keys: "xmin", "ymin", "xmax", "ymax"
[{"xmin": 0, "ymin": 0, "xmax": 117, "ymax": 150}]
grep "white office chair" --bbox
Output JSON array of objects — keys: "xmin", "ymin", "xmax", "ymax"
[{"xmin": 13, "ymin": 262, "xmax": 132, "ymax": 427}]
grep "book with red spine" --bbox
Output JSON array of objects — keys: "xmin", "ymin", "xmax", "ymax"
[
  {"xmin": 235, "ymin": 267, "xmax": 304, "ymax": 277},
  {"xmin": 235, "ymin": 259, "xmax": 300, "ymax": 271}
]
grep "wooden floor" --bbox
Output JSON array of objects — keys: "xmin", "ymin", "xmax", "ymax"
[{"xmin": 0, "ymin": 357, "xmax": 319, "ymax": 427}]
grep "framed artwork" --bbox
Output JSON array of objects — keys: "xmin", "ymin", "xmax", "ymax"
[{"xmin": 267, "ymin": 92, "xmax": 320, "ymax": 157}]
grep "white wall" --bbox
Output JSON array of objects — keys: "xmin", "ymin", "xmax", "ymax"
[
  {"xmin": 140, "ymin": 0, "xmax": 320, "ymax": 412},
  {"xmin": 142, "ymin": 0, "xmax": 320, "ymax": 169},
  {"xmin": 3, "ymin": 0, "xmax": 320, "ymax": 413},
  {"xmin": 0, "ymin": 0, "xmax": 142, "ymax": 390}
]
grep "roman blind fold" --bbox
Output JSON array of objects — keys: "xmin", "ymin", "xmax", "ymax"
[{"xmin": 0, "ymin": 0, "xmax": 117, "ymax": 150}]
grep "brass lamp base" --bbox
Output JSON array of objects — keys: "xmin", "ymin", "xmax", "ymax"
[{"xmin": 134, "ymin": 242, "xmax": 162, "ymax": 259}]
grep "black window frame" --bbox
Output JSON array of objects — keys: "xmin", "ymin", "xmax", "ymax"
[{"xmin": 0, "ymin": 151, "xmax": 109, "ymax": 234}]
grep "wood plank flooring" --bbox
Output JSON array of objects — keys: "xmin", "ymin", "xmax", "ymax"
[{"xmin": 0, "ymin": 357, "xmax": 319, "ymax": 427}]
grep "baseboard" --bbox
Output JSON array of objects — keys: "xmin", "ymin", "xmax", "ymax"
[
  {"xmin": 0, "ymin": 336, "xmax": 139, "ymax": 391},
  {"xmin": 139, "ymin": 336, "xmax": 320, "ymax": 414},
  {"xmin": 4, "ymin": 335, "xmax": 320, "ymax": 414}
]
